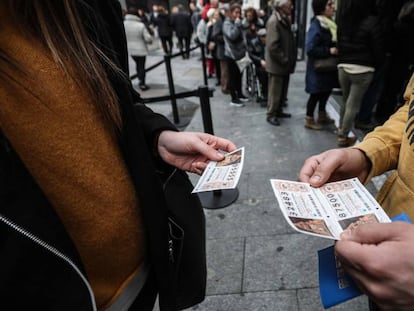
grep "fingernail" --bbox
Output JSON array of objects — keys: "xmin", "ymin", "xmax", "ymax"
[
  {"xmin": 216, "ymin": 152, "xmax": 224, "ymax": 158},
  {"xmin": 340, "ymin": 229, "xmax": 352, "ymax": 240},
  {"xmin": 310, "ymin": 175, "xmax": 321, "ymax": 183}
]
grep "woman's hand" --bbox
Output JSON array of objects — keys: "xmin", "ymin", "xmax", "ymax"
[{"xmin": 157, "ymin": 131, "xmax": 237, "ymax": 174}]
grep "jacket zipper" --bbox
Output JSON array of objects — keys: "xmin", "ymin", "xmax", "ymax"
[{"xmin": 0, "ymin": 214, "xmax": 97, "ymax": 311}]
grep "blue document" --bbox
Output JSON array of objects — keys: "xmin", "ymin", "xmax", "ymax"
[{"xmin": 318, "ymin": 213, "xmax": 412, "ymax": 309}]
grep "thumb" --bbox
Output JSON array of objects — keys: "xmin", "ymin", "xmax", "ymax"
[
  {"xmin": 192, "ymin": 136, "xmax": 224, "ymax": 161},
  {"xmin": 340, "ymin": 222, "xmax": 408, "ymax": 244}
]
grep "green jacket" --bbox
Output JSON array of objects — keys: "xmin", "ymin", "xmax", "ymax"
[{"xmin": 265, "ymin": 10, "xmax": 296, "ymax": 75}]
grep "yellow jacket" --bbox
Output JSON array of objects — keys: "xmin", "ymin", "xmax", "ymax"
[{"xmin": 357, "ymin": 73, "xmax": 414, "ymax": 220}]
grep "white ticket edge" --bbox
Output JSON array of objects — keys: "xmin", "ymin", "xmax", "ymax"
[{"xmin": 192, "ymin": 147, "xmax": 245, "ymax": 193}]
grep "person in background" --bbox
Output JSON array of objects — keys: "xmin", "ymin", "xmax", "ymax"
[
  {"xmin": 303, "ymin": 0, "xmax": 337, "ymax": 130},
  {"xmin": 223, "ymin": 3, "xmax": 249, "ymax": 107},
  {"xmin": 196, "ymin": 11, "xmax": 216, "ymax": 79},
  {"xmin": 0, "ymin": 0, "xmax": 237, "ymax": 309},
  {"xmin": 242, "ymin": 7, "xmax": 265, "ymax": 42},
  {"xmin": 201, "ymin": 0, "xmax": 219, "ymax": 20},
  {"xmin": 298, "ymin": 70, "xmax": 414, "ymax": 311},
  {"xmin": 211, "ymin": 6, "xmax": 229, "ymax": 94},
  {"xmin": 246, "ymin": 28, "xmax": 268, "ymax": 106},
  {"xmin": 171, "ymin": 4, "xmax": 193, "ymax": 59},
  {"xmin": 137, "ymin": 8, "xmax": 154, "ymax": 36},
  {"xmin": 374, "ymin": 0, "xmax": 414, "ymax": 127},
  {"xmin": 335, "ymin": 0, "xmax": 385, "ymax": 147},
  {"xmin": 258, "ymin": 8, "xmax": 270, "ymax": 26},
  {"xmin": 207, "ymin": 8, "xmax": 221, "ymax": 85},
  {"xmin": 152, "ymin": 5, "xmax": 173, "ymax": 55},
  {"xmin": 190, "ymin": 1, "xmax": 202, "ymax": 36},
  {"xmin": 265, "ymin": 0, "xmax": 296, "ymax": 126},
  {"xmin": 124, "ymin": 6, "xmax": 153, "ymax": 91}
]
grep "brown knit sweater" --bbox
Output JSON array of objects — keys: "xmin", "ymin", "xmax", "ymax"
[{"xmin": 0, "ymin": 13, "xmax": 145, "ymax": 310}]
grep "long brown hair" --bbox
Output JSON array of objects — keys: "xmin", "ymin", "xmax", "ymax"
[{"xmin": 0, "ymin": 0, "xmax": 123, "ymax": 130}]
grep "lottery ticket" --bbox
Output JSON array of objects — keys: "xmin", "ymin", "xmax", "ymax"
[
  {"xmin": 192, "ymin": 147, "xmax": 244, "ymax": 193},
  {"xmin": 270, "ymin": 178, "xmax": 391, "ymax": 239}
]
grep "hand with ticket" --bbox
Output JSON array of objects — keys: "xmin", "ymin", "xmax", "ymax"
[
  {"xmin": 157, "ymin": 131, "xmax": 237, "ymax": 174},
  {"xmin": 335, "ymin": 222, "xmax": 414, "ymax": 310},
  {"xmin": 298, "ymin": 148, "xmax": 371, "ymax": 187}
]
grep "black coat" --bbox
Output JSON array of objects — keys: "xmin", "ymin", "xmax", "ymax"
[
  {"xmin": 154, "ymin": 13, "xmax": 173, "ymax": 37},
  {"xmin": 171, "ymin": 11, "xmax": 193, "ymax": 38},
  {"xmin": 338, "ymin": 15, "xmax": 385, "ymax": 68},
  {"xmin": 0, "ymin": 1, "xmax": 189, "ymax": 310}
]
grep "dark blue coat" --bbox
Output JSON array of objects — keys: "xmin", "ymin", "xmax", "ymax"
[{"xmin": 305, "ymin": 17, "xmax": 338, "ymax": 94}]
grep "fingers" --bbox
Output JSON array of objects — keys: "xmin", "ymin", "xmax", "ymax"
[
  {"xmin": 199, "ymin": 133, "xmax": 237, "ymax": 153},
  {"xmin": 340, "ymin": 222, "xmax": 410, "ymax": 244},
  {"xmin": 192, "ymin": 133, "xmax": 237, "ymax": 161},
  {"xmin": 298, "ymin": 152, "xmax": 335, "ymax": 187},
  {"xmin": 298, "ymin": 155, "xmax": 321, "ymax": 183},
  {"xmin": 191, "ymin": 161, "xmax": 208, "ymax": 175},
  {"xmin": 308, "ymin": 151, "xmax": 345, "ymax": 186},
  {"xmin": 335, "ymin": 239, "xmax": 372, "ymax": 268},
  {"xmin": 299, "ymin": 149, "xmax": 351, "ymax": 187}
]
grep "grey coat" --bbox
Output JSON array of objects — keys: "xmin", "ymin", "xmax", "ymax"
[
  {"xmin": 223, "ymin": 17, "xmax": 246, "ymax": 60},
  {"xmin": 265, "ymin": 11, "xmax": 296, "ymax": 75}
]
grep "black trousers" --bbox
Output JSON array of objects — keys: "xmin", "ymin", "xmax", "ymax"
[
  {"xmin": 131, "ymin": 55, "xmax": 146, "ymax": 85},
  {"xmin": 306, "ymin": 91, "xmax": 331, "ymax": 117},
  {"xmin": 226, "ymin": 58, "xmax": 242, "ymax": 101},
  {"xmin": 177, "ymin": 36, "xmax": 191, "ymax": 58},
  {"xmin": 160, "ymin": 36, "xmax": 173, "ymax": 54}
]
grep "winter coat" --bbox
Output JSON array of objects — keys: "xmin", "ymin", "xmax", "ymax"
[
  {"xmin": 153, "ymin": 13, "xmax": 173, "ymax": 37},
  {"xmin": 222, "ymin": 17, "xmax": 246, "ymax": 61},
  {"xmin": 171, "ymin": 11, "xmax": 193, "ymax": 38},
  {"xmin": 305, "ymin": 17, "xmax": 338, "ymax": 94},
  {"xmin": 124, "ymin": 14, "xmax": 153, "ymax": 56},
  {"xmin": 247, "ymin": 36, "xmax": 265, "ymax": 68},
  {"xmin": 356, "ymin": 73, "xmax": 414, "ymax": 221},
  {"xmin": 196, "ymin": 19, "xmax": 208, "ymax": 44},
  {"xmin": 210, "ymin": 14, "xmax": 226, "ymax": 60},
  {"xmin": 265, "ymin": 10, "xmax": 296, "ymax": 75},
  {"xmin": 338, "ymin": 15, "xmax": 385, "ymax": 68}
]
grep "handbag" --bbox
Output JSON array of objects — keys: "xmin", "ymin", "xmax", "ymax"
[
  {"xmin": 160, "ymin": 168, "xmax": 207, "ymax": 309},
  {"xmin": 313, "ymin": 56, "xmax": 338, "ymax": 73},
  {"xmin": 236, "ymin": 52, "xmax": 252, "ymax": 72}
]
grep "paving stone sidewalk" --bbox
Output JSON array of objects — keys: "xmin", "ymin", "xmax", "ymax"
[{"xmin": 135, "ymin": 45, "xmax": 373, "ymax": 311}]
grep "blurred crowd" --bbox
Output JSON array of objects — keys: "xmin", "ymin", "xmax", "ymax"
[{"xmin": 123, "ymin": 0, "xmax": 414, "ymax": 145}]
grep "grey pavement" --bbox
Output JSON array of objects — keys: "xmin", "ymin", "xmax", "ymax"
[{"xmin": 134, "ymin": 44, "xmax": 376, "ymax": 311}]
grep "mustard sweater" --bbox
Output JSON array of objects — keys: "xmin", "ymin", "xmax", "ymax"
[
  {"xmin": 356, "ymin": 73, "xmax": 414, "ymax": 221},
  {"xmin": 0, "ymin": 14, "xmax": 145, "ymax": 310}
]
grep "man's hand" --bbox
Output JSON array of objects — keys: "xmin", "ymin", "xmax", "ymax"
[
  {"xmin": 335, "ymin": 222, "xmax": 414, "ymax": 310},
  {"xmin": 298, "ymin": 148, "xmax": 371, "ymax": 187}
]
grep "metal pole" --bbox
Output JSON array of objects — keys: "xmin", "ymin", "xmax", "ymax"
[
  {"xmin": 200, "ymin": 43, "xmax": 208, "ymax": 86},
  {"xmin": 197, "ymin": 86, "xmax": 239, "ymax": 209},
  {"xmin": 198, "ymin": 86, "xmax": 214, "ymax": 135},
  {"xmin": 164, "ymin": 55, "xmax": 180, "ymax": 124}
]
